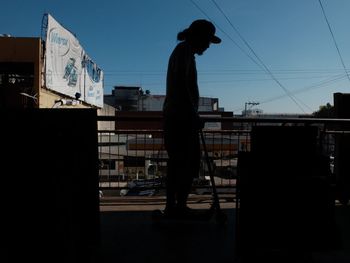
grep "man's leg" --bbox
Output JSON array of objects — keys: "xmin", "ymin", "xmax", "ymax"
[{"xmin": 176, "ymin": 132, "xmax": 200, "ymax": 210}]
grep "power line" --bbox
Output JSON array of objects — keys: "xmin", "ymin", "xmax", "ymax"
[
  {"xmin": 188, "ymin": 0, "xmax": 263, "ymax": 70},
  {"xmin": 191, "ymin": 0, "xmax": 308, "ymax": 113},
  {"xmin": 233, "ymin": 73, "xmax": 347, "ymax": 112},
  {"xmin": 318, "ymin": 0, "xmax": 350, "ymax": 86},
  {"xmin": 210, "ymin": 0, "xmax": 311, "ymax": 113}
]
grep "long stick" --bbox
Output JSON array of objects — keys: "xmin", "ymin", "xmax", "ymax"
[{"xmin": 199, "ymin": 129, "xmax": 221, "ymax": 211}]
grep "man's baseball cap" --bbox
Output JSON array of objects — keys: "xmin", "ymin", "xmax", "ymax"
[{"xmin": 188, "ymin": 19, "xmax": 221, "ymax": 44}]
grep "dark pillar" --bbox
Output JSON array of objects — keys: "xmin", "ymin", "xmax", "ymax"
[
  {"xmin": 2, "ymin": 109, "xmax": 100, "ymax": 262},
  {"xmin": 333, "ymin": 92, "xmax": 350, "ymax": 205},
  {"xmin": 237, "ymin": 126, "xmax": 336, "ymax": 259}
]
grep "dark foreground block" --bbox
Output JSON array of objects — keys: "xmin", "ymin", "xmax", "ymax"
[
  {"xmin": 2, "ymin": 109, "xmax": 100, "ymax": 262},
  {"xmin": 236, "ymin": 126, "xmax": 338, "ymax": 257}
]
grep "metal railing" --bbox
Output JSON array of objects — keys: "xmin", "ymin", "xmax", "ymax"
[{"xmin": 97, "ymin": 115, "xmax": 350, "ymax": 198}]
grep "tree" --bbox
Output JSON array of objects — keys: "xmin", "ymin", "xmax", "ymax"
[{"xmin": 313, "ymin": 103, "xmax": 334, "ymax": 118}]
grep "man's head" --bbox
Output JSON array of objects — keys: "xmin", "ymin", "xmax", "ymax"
[
  {"xmin": 185, "ymin": 19, "xmax": 221, "ymax": 55},
  {"xmin": 188, "ymin": 19, "xmax": 221, "ymax": 44}
]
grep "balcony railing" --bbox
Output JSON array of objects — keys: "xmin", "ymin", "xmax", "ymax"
[{"xmin": 97, "ymin": 115, "xmax": 350, "ymax": 202}]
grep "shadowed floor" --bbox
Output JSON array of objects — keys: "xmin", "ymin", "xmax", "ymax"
[
  {"xmin": 99, "ymin": 208, "xmax": 236, "ymax": 263},
  {"xmin": 98, "ymin": 196, "xmax": 350, "ymax": 263}
]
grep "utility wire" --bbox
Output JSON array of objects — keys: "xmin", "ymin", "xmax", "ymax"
[
  {"xmin": 188, "ymin": 0, "xmax": 264, "ymax": 72},
  {"xmin": 209, "ymin": 0, "xmax": 308, "ymax": 113},
  {"xmin": 318, "ymin": 0, "xmax": 350, "ymax": 86},
  {"xmin": 233, "ymin": 73, "xmax": 347, "ymax": 112},
  {"xmin": 190, "ymin": 0, "xmax": 307, "ymax": 112}
]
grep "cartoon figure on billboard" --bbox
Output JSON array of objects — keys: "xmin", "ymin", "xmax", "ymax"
[{"xmin": 63, "ymin": 58, "xmax": 78, "ymax": 87}]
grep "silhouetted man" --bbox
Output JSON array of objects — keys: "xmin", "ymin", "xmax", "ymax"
[{"xmin": 162, "ymin": 19, "xmax": 221, "ymax": 218}]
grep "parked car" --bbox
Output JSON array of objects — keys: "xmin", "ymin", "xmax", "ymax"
[{"xmin": 120, "ymin": 177, "xmax": 164, "ymax": 196}]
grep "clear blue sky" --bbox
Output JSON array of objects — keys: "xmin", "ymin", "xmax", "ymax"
[{"xmin": 2, "ymin": 0, "xmax": 350, "ymax": 114}]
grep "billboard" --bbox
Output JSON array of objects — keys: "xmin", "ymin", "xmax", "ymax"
[
  {"xmin": 83, "ymin": 55, "xmax": 104, "ymax": 108},
  {"xmin": 44, "ymin": 14, "xmax": 103, "ymax": 108}
]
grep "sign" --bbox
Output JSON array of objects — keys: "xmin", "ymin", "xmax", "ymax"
[{"xmin": 44, "ymin": 14, "xmax": 104, "ymax": 107}]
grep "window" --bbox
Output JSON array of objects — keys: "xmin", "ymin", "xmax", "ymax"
[{"xmin": 0, "ymin": 62, "xmax": 35, "ymax": 108}]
